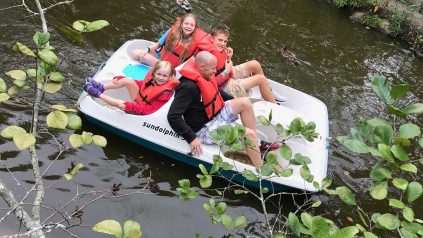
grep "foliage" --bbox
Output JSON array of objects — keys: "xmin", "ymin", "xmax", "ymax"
[
  {"xmin": 331, "ymin": 0, "xmax": 371, "ymax": 9},
  {"xmin": 363, "ymin": 14, "xmax": 381, "ymax": 28},
  {"xmin": 388, "ymin": 11, "xmax": 407, "ymax": 37},
  {"xmin": 92, "ymin": 220, "xmax": 142, "ymax": 238}
]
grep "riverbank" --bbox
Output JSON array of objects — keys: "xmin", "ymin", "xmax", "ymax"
[{"xmin": 326, "ymin": 0, "xmax": 423, "ymax": 59}]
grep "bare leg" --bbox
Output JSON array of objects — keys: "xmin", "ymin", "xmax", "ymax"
[
  {"xmin": 131, "ymin": 49, "xmax": 159, "ymax": 66},
  {"xmin": 244, "ymin": 60, "xmax": 264, "ymax": 75},
  {"xmin": 238, "ymin": 75, "xmax": 276, "ymax": 103},
  {"xmin": 103, "ymin": 78, "xmax": 140, "ymax": 101},
  {"xmin": 229, "ymin": 98, "xmax": 262, "ymax": 167},
  {"xmin": 99, "ymin": 94, "xmax": 126, "ymax": 110}
]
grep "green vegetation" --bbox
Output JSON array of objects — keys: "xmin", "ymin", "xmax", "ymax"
[
  {"xmin": 363, "ymin": 13, "xmax": 381, "ymax": 28},
  {"xmin": 388, "ymin": 11, "xmax": 407, "ymax": 36},
  {"xmin": 331, "ymin": 0, "xmax": 371, "ymax": 9}
]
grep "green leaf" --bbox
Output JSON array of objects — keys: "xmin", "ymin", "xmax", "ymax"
[
  {"xmin": 66, "ymin": 114, "xmax": 82, "ymax": 130},
  {"xmin": 290, "ymin": 117, "xmax": 305, "ymax": 133},
  {"xmin": 371, "ymin": 74, "xmax": 393, "ymax": 104},
  {"xmin": 92, "ymin": 135, "xmax": 107, "ymax": 147},
  {"xmin": 69, "ymin": 134, "xmax": 83, "ymax": 148},
  {"xmin": 1, "ymin": 125, "xmax": 26, "ymax": 139},
  {"xmin": 311, "ymin": 201, "xmax": 322, "ymax": 208},
  {"xmin": 199, "ymin": 164, "xmax": 208, "ymax": 175},
  {"xmin": 265, "ymin": 151, "xmax": 277, "ymax": 163},
  {"xmin": 234, "ymin": 216, "xmax": 247, "ymax": 228},
  {"xmin": 280, "ymin": 144, "xmax": 292, "ymax": 160},
  {"xmin": 0, "ymin": 77, "xmax": 6, "ymax": 93},
  {"xmin": 258, "ymin": 115, "xmax": 270, "ymax": 126},
  {"xmin": 43, "ymin": 82, "xmax": 62, "ymax": 93},
  {"xmin": 407, "ymin": 182, "xmax": 422, "ymax": 203},
  {"xmin": 366, "ymin": 119, "xmax": 393, "ymax": 145},
  {"xmin": 389, "ymin": 199, "xmax": 405, "ymax": 209},
  {"xmin": 387, "ymin": 105, "xmax": 407, "ymax": 118},
  {"xmin": 92, "ymin": 219, "xmax": 122, "ymax": 238},
  {"xmin": 82, "ymin": 131, "xmax": 93, "ymax": 144},
  {"xmin": 391, "ymin": 145, "xmax": 410, "ymax": 161},
  {"xmin": 123, "ymin": 220, "xmax": 142, "ymax": 238},
  {"xmin": 199, "ymin": 175, "xmax": 212, "ymax": 188},
  {"xmin": 5, "ymin": 70, "xmax": 26, "ymax": 81},
  {"xmin": 58, "ymin": 26, "xmax": 84, "ymax": 44},
  {"xmin": 261, "ymin": 187, "xmax": 269, "ymax": 193},
  {"xmin": 338, "ymin": 138, "xmax": 369, "ymax": 153},
  {"xmin": 390, "ymin": 84, "xmax": 410, "ymax": 100},
  {"xmin": 403, "ymin": 206, "xmax": 414, "ymax": 222},
  {"xmin": 370, "ymin": 163, "xmax": 391, "ymax": 181},
  {"xmin": 300, "ymin": 165, "xmax": 313, "ymax": 183},
  {"xmin": 364, "ymin": 232, "xmax": 378, "ymax": 238},
  {"xmin": 403, "ymin": 103, "xmax": 423, "ymax": 115},
  {"xmin": 52, "ymin": 104, "xmax": 77, "ymax": 112},
  {"xmin": 292, "ymin": 153, "xmax": 312, "ymax": 165},
  {"xmin": 72, "ymin": 20, "xmax": 90, "ymax": 32},
  {"xmin": 26, "ymin": 69, "xmax": 36, "ymax": 78},
  {"xmin": 221, "ymin": 214, "xmax": 234, "ymax": 229},
  {"xmin": 241, "ymin": 170, "xmax": 258, "ymax": 182},
  {"xmin": 400, "ymin": 163, "xmax": 417, "ymax": 173},
  {"xmin": 399, "ymin": 124, "xmax": 421, "ymax": 138},
  {"xmin": 70, "ymin": 163, "xmax": 84, "ymax": 175},
  {"xmin": 85, "ymin": 20, "xmax": 110, "ymax": 32},
  {"xmin": 378, "ymin": 144, "xmax": 395, "ymax": 163},
  {"xmin": 13, "ymin": 133, "xmax": 36, "ymax": 150},
  {"xmin": 376, "ymin": 213, "xmax": 400, "ymax": 230},
  {"xmin": 370, "ymin": 181, "xmax": 388, "ymax": 200},
  {"xmin": 221, "ymin": 162, "xmax": 233, "ymax": 170},
  {"xmin": 260, "ymin": 163, "xmax": 274, "ymax": 176},
  {"xmin": 33, "ymin": 31, "xmax": 50, "ymax": 47},
  {"xmin": 178, "ymin": 179, "xmax": 190, "ymax": 188},
  {"xmin": 288, "ymin": 213, "xmax": 301, "ymax": 237},
  {"xmin": 49, "ymin": 72, "xmax": 65, "ymax": 82},
  {"xmin": 234, "ymin": 189, "xmax": 248, "ymax": 195},
  {"xmin": 322, "ymin": 176, "xmax": 332, "ymax": 188},
  {"xmin": 392, "ymin": 178, "xmax": 408, "ymax": 190},
  {"xmin": 311, "ymin": 216, "xmax": 330, "ymax": 238},
  {"xmin": 13, "ymin": 79, "xmax": 26, "ymax": 88},
  {"xmin": 0, "ymin": 93, "xmax": 10, "ymax": 102},
  {"xmin": 38, "ymin": 49, "xmax": 58, "ymax": 65},
  {"xmin": 47, "ymin": 111, "xmax": 68, "ymax": 129},
  {"xmin": 419, "ymin": 138, "xmax": 423, "ymax": 148},
  {"xmin": 331, "ymin": 226, "xmax": 359, "ymax": 238},
  {"xmin": 224, "ymin": 126, "xmax": 238, "ymax": 145},
  {"xmin": 336, "ymin": 186, "xmax": 356, "ymax": 205},
  {"xmin": 301, "ymin": 212, "xmax": 313, "ymax": 229},
  {"xmin": 64, "ymin": 173, "xmax": 73, "ymax": 180},
  {"xmin": 7, "ymin": 86, "xmax": 21, "ymax": 96},
  {"xmin": 13, "ymin": 42, "xmax": 36, "ymax": 57},
  {"xmin": 203, "ymin": 203, "xmax": 213, "ymax": 215},
  {"xmin": 215, "ymin": 202, "xmax": 227, "ymax": 215},
  {"xmin": 281, "ymin": 168, "xmax": 293, "ymax": 177},
  {"xmin": 229, "ymin": 142, "xmax": 244, "ymax": 152}
]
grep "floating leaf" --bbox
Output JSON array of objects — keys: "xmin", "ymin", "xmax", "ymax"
[
  {"xmin": 391, "ymin": 145, "xmax": 410, "ymax": 161},
  {"xmin": 85, "ymin": 20, "xmax": 110, "ymax": 32},
  {"xmin": 92, "ymin": 219, "xmax": 122, "ymax": 238},
  {"xmin": 399, "ymin": 123, "xmax": 421, "ymax": 139},
  {"xmin": 407, "ymin": 182, "xmax": 422, "ymax": 203},
  {"xmin": 400, "ymin": 163, "xmax": 417, "ymax": 173},
  {"xmin": 47, "ymin": 111, "xmax": 68, "ymax": 129},
  {"xmin": 38, "ymin": 49, "xmax": 58, "ymax": 65},
  {"xmin": 1, "ymin": 125, "xmax": 26, "ymax": 139},
  {"xmin": 403, "ymin": 103, "xmax": 423, "ymax": 114},
  {"xmin": 336, "ymin": 186, "xmax": 356, "ymax": 205},
  {"xmin": 13, "ymin": 133, "xmax": 36, "ymax": 150},
  {"xmin": 234, "ymin": 216, "xmax": 247, "ymax": 229},
  {"xmin": 389, "ymin": 199, "xmax": 404, "ymax": 209},
  {"xmin": 91, "ymin": 135, "xmax": 106, "ymax": 147},
  {"xmin": 49, "ymin": 72, "xmax": 65, "ymax": 82},
  {"xmin": 370, "ymin": 181, "xmax": 388, "ymax": 200},
  {"xmin": 123, "ymin": 220, "xmax": 142, "ymax": 238},
  {"xmin": 13, "ymin": 42, "xmax": 36, "ymax": 57},
  {"xmin": 371, "ymin": 74, "xmax": 393, "ymax": 104},
  {"xmin": 0, "ymin": 93, "xmax": 10, "ymax": 102},
  {"xmin": 5, "ymin": 70, "xmax": 26, "ymax": 81},
  {"xmin": 72, "ymin": 20, "xmax": 90, "ymax": 32},
  {"xmin": 82, "ymin": 131, "xmax": 93, "ymax": 144},
  {"xmin": 33, "ymin": 31, "xmax": 50, "ymax": 47},
  {"xmin": 69, "ymin": 134, "xmax": 83, "ymax": 148},
  {"xmin": 403, "ymin": 206, "xmax": 414, "ymax": 222},
  {"xmin": 43, "ymin": 82, "xmax": 62, "ymax": 93},
  {"xmin": 376, "ymin": 213, "xmax": 400, "ymax": 230},
  {"xmin": 331, "ymin": 226, "xmax": 359, "ymax": 238},
  {"xmin": 392, "ymin": 178, "xmax": 408, "ymax": 190},
  {"xmin": 390, "ymin": 84, "xmax": 409, "ymax": 100}
]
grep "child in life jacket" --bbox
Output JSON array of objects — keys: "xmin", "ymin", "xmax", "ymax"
[
  {"xmin": 209, "ymin": 23, "xmax": 287, "ymax": 103},
  {"xmin": 84, "ymin": 61, "xmax": 179, "ymax": 115},
  {"xmin": 131, "ymin": 13, "xmax": 212, "ymax": 67}
]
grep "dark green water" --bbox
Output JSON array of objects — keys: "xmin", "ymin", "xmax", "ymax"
[{"xmin": 0, "ymin": 0, "xmax": 422, "ymax": 237}]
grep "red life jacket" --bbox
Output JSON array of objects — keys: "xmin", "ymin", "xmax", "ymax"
[
  {"xmin": 179, "ymin": 58, "xmax": 225, "ymax": 119},
  {"xmin": 160, "ymin": 18, "xmax": 212, "ymax": 67},
  {"xmin": 135, "ymin": 69, "xmax": 179, "ymax": 105}
]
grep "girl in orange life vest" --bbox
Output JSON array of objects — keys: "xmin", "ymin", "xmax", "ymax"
[
  {"xmin": 209, "ymin": 23, "xmax": 287, "ymax": 103},
  {"xmin": 84, "ymin": 61, "xmax": 179, "ymax": 115},
  {"xmin": 131, "ymin": 13, "xmax": 212, "ymax": 67}
]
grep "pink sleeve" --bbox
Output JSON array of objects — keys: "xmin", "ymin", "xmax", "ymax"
[{"xmin": 124, "ymin": 91, "xmax": 173, "ymax": 115}]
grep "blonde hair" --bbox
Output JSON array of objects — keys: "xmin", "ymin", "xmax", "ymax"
[
  {"xmin": 164, "ymin": 13, "xmax": 199, "ymax": 62},
  {"xmin": 152, "ymin": 60, "xmax": 176, "ymax": 79}
]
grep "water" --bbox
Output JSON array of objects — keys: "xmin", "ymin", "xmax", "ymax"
[{"xmin": 0, "ymin": 0, "xmax": 422, "ymax": 237}]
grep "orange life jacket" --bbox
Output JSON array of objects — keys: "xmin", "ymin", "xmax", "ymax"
[
  {"xmin": 135, "ymin": 69, "xmax": 179, "ymax": 105},
  {"xmin": 179, "ymin": 58, "xmax": 225, "ymax": 119},
  {"xmin": 160, "ymin": 18, "xmax": 212, "ymax": 67}
]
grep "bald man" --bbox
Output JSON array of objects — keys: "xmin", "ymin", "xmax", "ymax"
[{"xmin": 167, "ymin": 51, "xmax": 263, "ymax": 167}]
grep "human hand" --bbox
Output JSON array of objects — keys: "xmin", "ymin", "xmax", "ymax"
[
  {"xmin": 226, "ymin": 47, "xmax": 233, "ymax": 60},
  {"xmin": 190, "ymin": 137, "xmax": 202, "ymax": 156},
  {"xmin": 131, "ymin": 49, "xmax": 148, "ymax": 61},
  {"xmin": 225, "ymin": 60, "xmax": 233, "ymax": 74}
]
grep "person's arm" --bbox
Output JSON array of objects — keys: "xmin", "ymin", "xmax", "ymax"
[
  {"xmin": 167, "ymin": 84, "xmax": 197, "ymax": 143},
  {"xmin": 124, "ymin": 91, "xmax": 173, "ymax": 115},
  {"xmin": 158, "ymin": 29, "xmax": 170, "ymax": 48}
]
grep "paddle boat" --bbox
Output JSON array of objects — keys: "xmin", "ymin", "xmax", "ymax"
[{"xmin": 77, "ymin": 40, "xmax": 329, "ymax": 192}]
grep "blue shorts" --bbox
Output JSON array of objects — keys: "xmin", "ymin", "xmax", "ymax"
[{"xmin": 196, "ymin": 100, "xmax": 239, "ymax": 144}]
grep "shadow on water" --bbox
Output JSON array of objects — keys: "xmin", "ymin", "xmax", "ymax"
[{"xmin": 0, "ymin": 0, "xmax": 422, "ymax": 237}]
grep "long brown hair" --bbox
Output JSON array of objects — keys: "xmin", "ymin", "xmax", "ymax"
[{"xmin": 164, "ymin": 13, "xmax": 199, "ymax": 62}]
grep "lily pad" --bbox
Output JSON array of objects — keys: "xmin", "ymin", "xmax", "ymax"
[
  {"xmin": 13, "ymin": 133, "xmax": 36, "ymax": 150},
  {"xmin": 47, "ymin": 111, "xmax": 68, "ymax": 129},
  {"xmin": 69, "ymin": 134, "xmax": 83, "ymax": 148}
]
